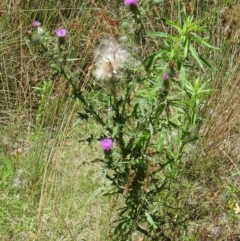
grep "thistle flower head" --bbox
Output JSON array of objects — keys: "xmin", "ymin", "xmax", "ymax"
[
  {"xmin": 162, "ymin": 73, "xmax": 170, "ymax": 89},
  {"xmin": 56, "ymin": 28, "xmax": 67, "ymax": 37},
  {"xmin": 163, "ymin": 73, "xmax": 169, "ymax": 80},
  {"xmin": 32, "ymin": 20, "xmax": 41, "ymax": 27},
  {"xmin": 93, "ymin": 37, "xmax": 131, "ymax": 81},
  {"xmin": 124, "ymin": 0, "xmax": 137, "ymax": 6},
  {"xmin": 100, "ymin": 138, "xmax": 113, "ymax": 151}
]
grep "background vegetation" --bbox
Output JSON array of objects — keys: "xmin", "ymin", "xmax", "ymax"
[{"xmin": 0, "ymin": 0, "xmax": 240, "ymax": 240}]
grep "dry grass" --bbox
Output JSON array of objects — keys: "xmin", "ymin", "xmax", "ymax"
[
  {"xmin": 202, "ymin": 59, "xmax": 240, "ymax": 160},
  {"xmin": 1, "ymin": 0, "xmax": 240, "ymax": 240},
  {"xmin": 185, "ymin": 7, "xmax": 240, "ymax": 236}
]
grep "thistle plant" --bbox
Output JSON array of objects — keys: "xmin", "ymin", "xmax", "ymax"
[
  {"xmin": 27, "ymin": 7, "xmax": 215, "ymax": 240},
  {"xmin": 80, "ymin": 38, "xmax": 213, "ymax": 241}
]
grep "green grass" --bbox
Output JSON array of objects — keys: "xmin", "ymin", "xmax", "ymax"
[{"xmin": 1, "ymin": 0, "xmax": 240, "ymax": 240}]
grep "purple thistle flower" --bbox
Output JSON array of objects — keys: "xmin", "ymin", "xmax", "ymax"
[
  {"xmin": 32, "ymin": 20, "xmax": 41, "ymax": 27},
  {"xmin": 55, "ymin": 28, "xmax": 67, "ymax": 37},
  {"xmin": 163, "ymin": 73, "xmax": 169, "ymax": 80},
  {"xmin": 100, "ymin": 138, "xmax": 113, "ymax": 151},
  {"xmin": 124, "ymin": 0, "xmax": 137, "ymax": 6}
]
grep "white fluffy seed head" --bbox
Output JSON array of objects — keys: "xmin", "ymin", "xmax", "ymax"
[{"xmin": 92, "ymin": 37, "xmax": 131, "ymax": 81}]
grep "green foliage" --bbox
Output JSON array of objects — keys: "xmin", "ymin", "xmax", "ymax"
[
  {"xmin": 0, "ymin": 156, "xmax": 13, "ymax": 191},
  {"xmin": 146, "ymin": 9, "xmax": 218, "ymax": 78},
  {"xmin": 32, "ymin": 79, "xmax": 52, "ymax": 125}
]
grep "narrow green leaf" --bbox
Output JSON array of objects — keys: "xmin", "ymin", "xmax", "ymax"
[
  {"xmin": 149, "ymin": 123, "xmax": 154, "ymax": 136},
  {"xmin": 32, "ymin": 86, "xmax": 42, "ymax": 91},
  {"xmin": 185, "ymin": 136, "xmax": 199, "ymax": 144},
  {"xmin": 189, "ymin": 45, "xmax": 203, "ymax": 68},
  {"xmin": 158, "ymin": 133, "xmax": 164, "ymax": 154},
  {"xmin": 139, "ymin": 102, "xmax": 145, "ymax": 116},
  {"xmin": 85, "ymin": 181, "xmax": 112, "ymax": 206},
  {"xmin": 179, "ymin": 65, "xmax": 186, "ymax": 88},
  {"xmin": 190, "ymin": 32, "xmax": 219, "ymax": 49},
  {"xmin": 199, "ymin": 55, "xmax": 216, "ymax": 69},
  {"xmin": 147, "ymin": 32, "xmax": 173, "ymax": 39},
  {"xmin": 144, "ymin": 54, "xmax": 155, "ymax": 71},
  {"xmin": 183, "ymin": 38, "xmax": 189, "ymax": 58},
  {"xmin": 165, "ymin": 20, "xmax": 182, "ymax": 33},
  {"xmin": 66, "ymin": 58, "xmax": 81, "ymax": 61},
  {"xmin": 145, "ymin": 212, "xmax": 158, "ymax": 229},
  {"xmin": 144, "ymin": 50, "xmax": 164, "ymax": 71}
]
